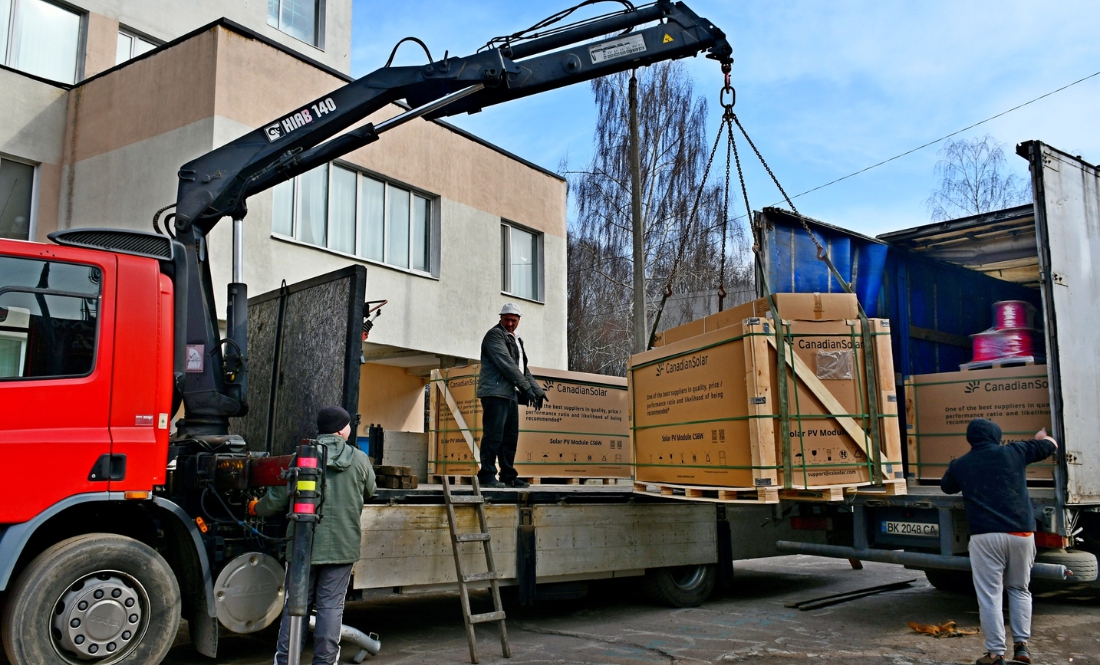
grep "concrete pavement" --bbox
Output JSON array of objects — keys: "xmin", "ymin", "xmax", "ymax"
[{"xmin": 163, "ymin": 555, "xmax": 1100, "ymax": 664}]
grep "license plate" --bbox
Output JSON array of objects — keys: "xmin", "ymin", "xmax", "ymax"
[{"xmin": 882, "ymin": 520, "xmax": 939, "ymax": 537}]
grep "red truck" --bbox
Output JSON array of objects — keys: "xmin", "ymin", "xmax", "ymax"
[{"xmin": 0, "ymin": 4, "xmax": 733, "ymax": 664}]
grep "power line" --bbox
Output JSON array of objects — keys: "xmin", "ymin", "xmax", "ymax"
[{"xmin": 737, "ymin": 68, "xmax": 1100, "ymax": 214}]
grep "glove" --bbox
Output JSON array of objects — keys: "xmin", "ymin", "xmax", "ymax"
[
  {"xmin": 247, "ymin": 498, "xmax": 260, "ymax": 516},
  {"xmin": 534, "ymin": 393, "xmax": 549, "ymax": 412},
  {"xmin": 525, "ymin": 387, "xmax": 538, "ymax": 406}
]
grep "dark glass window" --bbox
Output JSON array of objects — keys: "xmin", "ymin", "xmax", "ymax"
[{"xmin": 0, "ymin": 256, "xmax": 101, "ymax": 379}]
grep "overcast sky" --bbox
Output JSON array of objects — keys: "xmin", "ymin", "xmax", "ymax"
[{"xmin": 350, "ymin": 1, "xmax": 1100, "ymax": 237}]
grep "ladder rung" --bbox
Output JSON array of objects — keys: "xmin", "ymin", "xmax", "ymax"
[
  {"xmin": 462, "ymin": 571, "xmax": 501, "ymax": 583},
  {"xmin": 449, "ymin": 495, "xmax": 484, "ymax": 504},
  {"xmin": 469, "ymin": 610, "xmax": 506, "ymax": 624},
  {"xmin": 454, "ymin": 532, "xmax": 491, "ymax": 543}
]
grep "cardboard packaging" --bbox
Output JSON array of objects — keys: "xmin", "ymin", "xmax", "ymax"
[
  {"xmin": 655, "ymin": 293, "xmax": 861, "ymax": 347},
  {"xmin": 905, "ymin": 365, "xmax": 1054, "ymax": 481},
  {"xmin": 429, "ymin": 366, "xmax": 631, "ymax": 479},
  {"xmin": 630, "ymin": 308, "xmax": 902, "ymax": 490}
]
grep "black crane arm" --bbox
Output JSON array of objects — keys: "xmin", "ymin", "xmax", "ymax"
[{"xmin": 169, "ymin": 0, "xmax": 731, "ymax": 438}]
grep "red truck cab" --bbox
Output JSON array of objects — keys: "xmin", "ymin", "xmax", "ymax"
[{"xmin": 0, "ymin": 239, "xmax": 174, "ymax": 523}]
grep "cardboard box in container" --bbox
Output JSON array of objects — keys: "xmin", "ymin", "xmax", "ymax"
[
  {"xmin": 429, "ymin": 366, "xmax": 631, "ymax": 479},
  {"xmin": 630, "ymin": 312, "xmax": 902, "ymax": 490},
  {"xmin": 654, "ymin": 293, "xmax": 861, "ymax": 347},
  {"xmin": 905, "ymin": 366, "xmax": 1053, "ymax": 481}
]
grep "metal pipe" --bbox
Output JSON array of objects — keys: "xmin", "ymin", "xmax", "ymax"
[
  {"xmin": 308, "ymin": 616, "xmax": 381, "ymax": 663},
  {"xmin": 373, "ymin": 83, "xmax": 486, "ymax": 135},
  {"xmin": 232, "ymin": 217, "xmax": 244, "ymax": 283},
  {"xmin": 775, "ymin": 541, "xmax": 1069, "ymax": 581},
  {"xmin": 287, "ymin": 615, "xmax": 306, "ymax": 665}
]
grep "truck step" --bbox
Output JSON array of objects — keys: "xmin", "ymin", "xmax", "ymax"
[
  {"xmin": 469, "ymin": 610, "xmax": 506, "ymax": 624},
  {"xmin": 462, "ymin": 571, "xmax": 501, "ymax": 583},
  {"xmin": 454, "ymin": 533, "xmax": 491, "ymax": 543}
]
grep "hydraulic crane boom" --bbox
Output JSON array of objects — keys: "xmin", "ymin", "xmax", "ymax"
[{"xmin": 169, "ymin": 0, "xmax": 732, "ymax": 438}]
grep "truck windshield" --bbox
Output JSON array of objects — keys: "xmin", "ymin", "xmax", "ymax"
[{"xmin": 0, "ymin": 256, "xmax": 100, "ymax": 379}]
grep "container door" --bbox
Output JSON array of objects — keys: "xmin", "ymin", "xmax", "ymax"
[{"xmin": 1023, "ymin": 141, "xmax": 1100, "ymax": 504}]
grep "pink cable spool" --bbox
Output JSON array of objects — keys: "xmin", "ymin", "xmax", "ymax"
[
  {"xmin": 994, "ymin": 300, "xmax": 1035, "ymax": 330},
  {"xmin": 971, "ymin": 329, "xmax": 1003, "ymax": 362},
  {"xmin": 998, "ymin": 328, "xmax": 1036, "ymax": 358}
]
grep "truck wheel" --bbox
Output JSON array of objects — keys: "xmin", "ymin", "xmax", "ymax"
[
  {"xmin": 642, "ymin": 564, "xmax": 716, "ymax": 608},
  {"xmin": 1, "ymin": 533, "xmax": 180, "ymax": 665},
  {"xmin": 923, "ymin": 569, "xmax": 974, "ymax": 594},
  {"xmin": 1035, "ymin": 549, "xmax": 1098, "ymax": 583}
]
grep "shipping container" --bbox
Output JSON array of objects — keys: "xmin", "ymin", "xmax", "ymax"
[{"xmin": 769, "ymin": 141, "xmax": 1100, "ymax": 585}]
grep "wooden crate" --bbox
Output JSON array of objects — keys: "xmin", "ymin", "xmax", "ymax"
[
  {"xmin": 629, "ymin": 312, "xmax": 902, "ymax": 494},
  {"xmin": 905, "ymin": 365, "xmax": 1053, "ymax": 481},
  {"xmin": 428, "ymin": 366, "xmax": 631, "ymax": 480}
]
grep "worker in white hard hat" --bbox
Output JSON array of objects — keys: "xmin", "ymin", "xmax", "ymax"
[{"xmin": 474, "ymin": 303, "xmax": 548, "ymax": 488}]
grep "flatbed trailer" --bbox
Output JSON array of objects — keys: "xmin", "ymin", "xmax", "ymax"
[{"xmin": 352, "ymin": 483, "xmax": 822, "ymax": 605}]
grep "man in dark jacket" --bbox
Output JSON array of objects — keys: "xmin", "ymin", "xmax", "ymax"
[
  {"xmin": 941, "ymin": 418, "xmax": 1058, "ymax": 665},
  {"xmin": 476, "ymin": 303, "xmax": 547, "ymax": 488},
  {"xmin": 251, "ymin": 406, "xmax": 376, "ymax": 665}
]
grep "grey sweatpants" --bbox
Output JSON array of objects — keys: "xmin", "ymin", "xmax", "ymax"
[
  {"xmin": 969, "ymin": 532, "xmax": 1036, "ymax": 655},
  {"xmin": 274, "ymin": 563, "xmax": 354, "ymax": 665}
]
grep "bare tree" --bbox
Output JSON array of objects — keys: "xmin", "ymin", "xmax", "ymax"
[
  {"xmin": 925, "ymin": 135, "xmax": 1031, "ymax": 221},
  {"xmin": 565, "ymin": 62, "xmax": 753, "ymax": 375}
]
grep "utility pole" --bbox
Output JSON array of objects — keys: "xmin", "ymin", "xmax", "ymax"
[{"xmin": 630, "ymin": 69, "xmax": 647, "ymax": 354}]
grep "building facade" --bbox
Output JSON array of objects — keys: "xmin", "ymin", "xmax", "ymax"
[{"xmin": 0, "ymin": 0, "xmax": 568, "ymax": 435}]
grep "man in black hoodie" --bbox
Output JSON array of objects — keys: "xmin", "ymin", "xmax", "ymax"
[{"xmin": 941, "ymin": 418, "xmax": 1058, "ymax": 665}]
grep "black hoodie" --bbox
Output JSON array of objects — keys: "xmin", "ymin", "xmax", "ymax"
[{"xmin": 940, "ymin": 418, "xmax": 1056, "ymax": 535}]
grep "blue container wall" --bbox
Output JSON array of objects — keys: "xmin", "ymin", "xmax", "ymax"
[
  {"xmin": 764, "ymin": 215, "xmax": 1042, "ymax": 376},
  {"xmin": 881, "ymin": 250, "xmax": 1042, "ymax": 378},
  {"xmin": 765, "ymin": 220, "xmax": 888, "ymax": 316}
]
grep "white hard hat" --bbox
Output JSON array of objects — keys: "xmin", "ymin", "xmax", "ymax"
[{"xmin": 500, "ymin": 303, "xmax": 522, "ymax": 317}]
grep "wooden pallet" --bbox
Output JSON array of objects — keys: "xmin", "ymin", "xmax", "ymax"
[
  {"xmin": 430, "ymin": 474, "xmax": 473, "ymax": 486},
  {"xmin": 847, "ymin": 478, "xmax": 908, "ymax": 496},
  {"xmin": 959, "ymin": 356, "xmax": 1039, "ymax": 371},
  {"xmin": 526, "ymin": 477, "xmax": 629, "ymax": 486},
  {"xmin": 633, "ymin": 481, "xmax": 780, "ymax": 504},
  {"xmin": 375, "ymin": 465, "xmax": 419, "ymax": 489},
  {"xmin": 779, "ymin": 485, "xmax": 855, "ymax": 502}
]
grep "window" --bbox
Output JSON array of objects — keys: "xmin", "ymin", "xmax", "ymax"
[
  {"xmin": 115, "ymin": 28, "xmax": 157, "ymax": 65},
  {"xmin": 0, "ymin": 158, "xmax": 34, "ymax": 241},
  {"xmin": 0, "ymin": 256, "xmax": 100, "ymax": 379},
  {"xmin": 501, "ymin": 222, "xmax": 541, "ymax": 301},
  {"xmin": 0, "ymin": 0, "xmax": 82, "ymax": 84},
  {"xmin": 272, "ymin": 165, "xmax": 435, "ymax": 274},
  {"xmin": 267, "ymin": 0, "xmax": 321, "ymax": 47}
]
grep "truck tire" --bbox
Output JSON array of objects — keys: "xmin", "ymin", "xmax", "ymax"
[
  {"xmin": 642, "ymin": 564, "xmax": 716, "ymax": 608},
  {"xmin": 923, "ymin": 569, "xmax": 974, "ymax": 595},
  {"xmin": 1035, "ymin": 549, "xmax": 1098, "ymax": 583},
  {"xmin": 1, "ymin": 533, "xmax": 180, "ymax": 665}
]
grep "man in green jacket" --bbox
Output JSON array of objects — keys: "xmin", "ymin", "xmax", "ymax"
[{"xmin": 250, "ymin": 406, "xmax": 376, "ymax": 665}]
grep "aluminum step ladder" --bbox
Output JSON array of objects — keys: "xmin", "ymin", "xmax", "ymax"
[{"xmin": 442, "ymin": 475, "xmax": 511, "ymax": 664}]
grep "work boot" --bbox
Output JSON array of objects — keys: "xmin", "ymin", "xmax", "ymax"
[
  {"xmin": 509, "ymin": 479, "xmax": 531, "ymax": 488},
  {"xmin": 1012, "ymin": 642, "xmax": 1031, "ymax": 664},
  {"xmin": 976, "ymin": 653, "xmax": 1005, "ymax": 665},
  {"xmin": 480, "ymin": 479, "xmax": 506, "ymax": 488}
]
